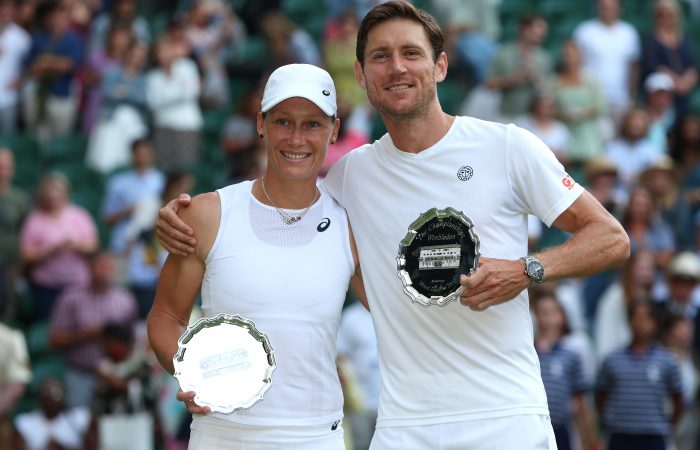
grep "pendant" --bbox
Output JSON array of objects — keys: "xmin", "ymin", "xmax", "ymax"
[{"xmin": 284, "ymin": 216, "xmax": 301, "ymax": 224}]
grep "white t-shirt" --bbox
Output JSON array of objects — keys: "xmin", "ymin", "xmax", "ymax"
[
  {"xmin": 14, "ymin": 407, "xmax": 91, "ymax": 450},
  {"xmin": 605, "ymin": 138, "xmax": 663, "ymax": 189},
  {"xmin": 0, "ymin": 23, "xmax": 31, "ymax": 109},
  {"xmin": 573, "ymin": 19, "xmax": 640, "ymax": 108},
  {"xmin": 146, "ymin": 58, "xmax": 203, "ymax": 131},
  {"xmin": 323, "ymin": 116, "xmax": 584, "ymax": 427}
]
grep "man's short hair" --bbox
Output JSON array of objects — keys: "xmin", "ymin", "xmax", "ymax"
[{"xmin": 355, "ymin": 0, "xmax": 445, "ymax": 67}]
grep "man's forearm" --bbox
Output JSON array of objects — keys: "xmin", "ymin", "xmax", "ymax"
[{"xmin": 538, "ymin": 219, "xmax": 628, "ymax": 281}]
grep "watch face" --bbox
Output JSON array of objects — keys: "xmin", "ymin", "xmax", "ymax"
[{"xmin": 528, "ymin": 260, "xmax": 544, "ymax": 281}]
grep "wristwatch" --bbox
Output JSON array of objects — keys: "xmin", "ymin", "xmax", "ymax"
[{"xmin": 522, "ymin": 255, "xmax": 544, "ymax": 285}]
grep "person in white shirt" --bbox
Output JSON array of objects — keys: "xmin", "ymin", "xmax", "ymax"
[
  {"xmin": 146, "ymin": 37, "xmax": 203, "ymax": 171},
  {"xmin": 573, "ymin": 0, "xmax": 640, "ymax": 127},
  {"xmin": 0, "ymin": 0, "xmax": 30, "ymax": 133},
  {"xmin": 156, "ymin": 3, "xmax": 630, "ymax": 448}
]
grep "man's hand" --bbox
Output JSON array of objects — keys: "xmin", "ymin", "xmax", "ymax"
[
  {"xmin": 176, "ymin": 389, "xmax": 211, "ymax": 415},
  {"xmin": 156, "ymin": 194, "xmax": 196, "ymax": 256},
  {"xmin": 459, "ymin": 257, "xmax": 530, "ymax": 311}
]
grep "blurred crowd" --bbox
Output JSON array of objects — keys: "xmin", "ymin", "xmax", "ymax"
[{"xmin": 0, "ymin": 0, "xmax": 699, "ymax": 449}]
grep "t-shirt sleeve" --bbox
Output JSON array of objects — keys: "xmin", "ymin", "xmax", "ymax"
[
  {"xmin": 506, "ymin": 124, "xmax": 584, "ymax": 226},
  {"xmin": 665, "ymin": 353, "xmax": 684, "ymax": 395}
]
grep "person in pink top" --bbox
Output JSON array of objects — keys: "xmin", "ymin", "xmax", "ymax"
[{"xmin": 20, "ymin": 172, "xmax": 99, "ymax": 320}]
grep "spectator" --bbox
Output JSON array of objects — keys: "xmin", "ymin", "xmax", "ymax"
[
  {"xmin": 81, "ymin": 24, "xmax": 132, "ymax": 134},
  {"xmin": 85, "ymin": 39, "xmax": 150, "ymax": 175},
  {"xmin": 573, "ymin": 0, "xmax": 640, "ymax": 129},
  {"xmin": 644, "ymin": 72, "xmax": 677, "ymax": 155},
  {"xmin": 0, "ymin": 322, "xmax": 31, "ymax": 449},
  {"xmin": 595, "ymin": 249, "xmax": 657, "ymax": 362},
  {"xmin": 641, "ymin": 0, "xmax": 698, "ymax": 121},
  {"xmin": 606, "ymin": 107, "xmax": 665, "ymax": 191},
  {"xmin": 320, "ymin": 95, "xmax": 371, "ymax": 177},
  {"xmin": 14, "ymin": 378, "xmax": 91, "ymax": 450},
  {"xmin": 552, "ymin": 39, "xmax": 607, "ymax": 167},
  {"xmin": 531, "ymin": 291, "xmax": 598, "ymax": 450},
  {"xmin": 323, "ymin": 7, "xmax": 367, "ymax": 109},
  {"xmin": 621, "ymin": 185, "xmax": 676, "ymax": 270},
  {"xmin": 20, "ymin": 172, "xmax": 99, "ymax": 321},
  {"xmin": 596, "ymin": 300, "xmax": 684, "ymax": 450},
  {"xmin": 659, "ymin": 314, "xmax": 698, "ymax": 450},
  {"xmin": 515, "ymin": 93, "xmax": 571, "ymax": 167},
  {"xmin": 22, "ymin": 1, "xmax": 84, "ymax": 145},
  {"xmin": 88, "ymin": 0, "xmax": 149, "ymax": 55},
  {"xmin": 583, "ymin": 156, "xmax": 626, "ymax": 217},
  {"xmin": 676, "ymin": 114, "xmax": 700, "ymax": 180},
  {"xmin": 219, "ymin": 86, "xmax": 263, "ymax": 184},
  {"xmin": 94, "ymin": 322, "xmax": 159, "ymax": 415},
  {"xmin": 653, "ymin": 251, "xmax": 700, "ymax": 325},
  {"xmin": 183, "ymin": 0, "xmax": 245, "ymax": 109},
  {"xmin": 0, "ymin": 149, "xmax": 31, "ymax": 319},
  {"xmin": 146, "ymin": 36, "xmax": 203, "ymax": 171},
  {"xmin": 336, "ymin": 299, "xmax": 380, "ymax": 450},
  {"xmin": 485, "ymin": 14, "xmax": 553, "ymax": 121},
  {"xmin": 48, "ymin": 250, "xmax": 138, "ymax": 409},
  {"xmin": 101, "ymin": 138, "xmax": 165, "ymax": 256},
  {"xmin": 639, "ymin": 157, "xmax": 695, "ymax": 249},
  {"xmin": 0, "ymin": 0, "xmax": 31, "ymax": 134},
  {"xmin": 431, "ymin": 0, "xmax": 500, "ymax": 86},
  {"xmin": 258, "ymin": 10, "xmax": 321, "ymax": 68}
]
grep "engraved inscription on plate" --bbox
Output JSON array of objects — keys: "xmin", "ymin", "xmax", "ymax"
[
  {"xmin": 397, "ymin": 207, "xmax": 480, "ymax": 307},
  {"xmin": 173, "ymin": 314, "xmax": 275, "ymax": 414}
]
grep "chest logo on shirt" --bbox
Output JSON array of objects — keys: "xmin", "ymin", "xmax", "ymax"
[
  {"xmin": 457, "ymin": 166, "xmax": 473, "ymax": 181},
  {"xmin": 647, "ymin": 365, "xmax": 661, "ymax": 384},
  {"xmin": 317, "ymin": 218, "xmax": 331, "ymax": 232}
]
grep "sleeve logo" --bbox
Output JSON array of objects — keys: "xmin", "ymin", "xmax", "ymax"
[{"xmin": 562, "ymin": 175, "xmax": 576, "ymax": 190}]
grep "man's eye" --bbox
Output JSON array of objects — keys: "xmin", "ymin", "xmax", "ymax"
[
  {"xmin": 275, "ymin": 118, "xmax": 289, "ymax": 125},
  {"xmin": 307, "ymin": 121, "xmax": 321, "ymax": 128}
]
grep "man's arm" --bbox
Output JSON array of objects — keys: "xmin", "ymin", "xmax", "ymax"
[
  {"xmin": 156, "ymin": 195, "xmax": 197, "ymax": 256},
  {"xmin": 460, "ymin": 192, "xmax": 629, "ymax": 310}
]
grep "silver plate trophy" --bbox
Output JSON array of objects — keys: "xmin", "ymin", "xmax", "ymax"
[
  {"xmin": 397, "ymin": 207, "xmax": 480, "ymax": 307},
  {"xmin": 173, "ymin": 313, "xmax": 276, "ymax": 413}
]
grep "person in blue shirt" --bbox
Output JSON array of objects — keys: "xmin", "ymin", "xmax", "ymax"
[
  {"xmin": 23, "ymin": 1, "xmax": 84, "ymax": 143},
  {"xmin": 532, "ymin": 289, "xmax": 598, "ymax": 450},
  {"xmin": 596, "ymin": 299, "xmax": 684, "ymax": 450}
]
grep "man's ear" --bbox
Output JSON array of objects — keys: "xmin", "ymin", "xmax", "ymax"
[
  {"xmin": 435, "ymin": 52, "xmax": 448, "ymax": 83},
  {"xmin": 354, "ymin": 60, "xmax": 367, "ymax": 90}
]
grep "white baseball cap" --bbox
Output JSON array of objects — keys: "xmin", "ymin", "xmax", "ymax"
[
  {"xmin": 261, "ymin": 64, "xmax": 337, "ymax": 116},
  {"xmin": 644, "ymin": 72, "xmax": 674, "ymax": 93}
]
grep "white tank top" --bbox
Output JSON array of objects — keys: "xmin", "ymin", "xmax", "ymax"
[{"xmin": 201, "ymin": 180, "xmax": 354, "ymax": 427}]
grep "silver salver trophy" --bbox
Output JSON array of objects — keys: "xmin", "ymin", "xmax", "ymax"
[
  {"xmin": 397, "ymin": 207, "xmax": 480, "ymax": 307},
  {"xmin": 173, "ymin": 313, "xmax": 276, "ymax": 413}
]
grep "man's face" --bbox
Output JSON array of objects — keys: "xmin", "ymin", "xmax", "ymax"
[
  {"xmin": 91, "ymin": 253, "xmax": 116, "ymax": 287},
  {"xmin": 354, "ymin": 18, "xmax": 446, "ymax": 122},
  {"xmin": 598, "ymin": 0, "xmax": 620, "ymax": 23},
  {"xmin": 0, "ymin": 2, "xmax": 14, "ymax": 27},
  {"xmin": 669, "ymin": 276, "xmax": 697, "ymax": 304}
]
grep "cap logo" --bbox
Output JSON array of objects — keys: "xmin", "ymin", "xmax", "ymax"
[{"xmin": 322, "ymin": 90, "xmax": 330, "ymax": 96}]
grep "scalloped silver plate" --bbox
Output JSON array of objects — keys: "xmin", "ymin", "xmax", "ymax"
[{"xmin": 173, "ymin": 313, "xmax": 276, "ymax": 413}]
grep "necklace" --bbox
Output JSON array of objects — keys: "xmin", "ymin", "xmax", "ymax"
[{"xmin": 260, "ymin": 175, "xmax": 319, "ymax": 225}]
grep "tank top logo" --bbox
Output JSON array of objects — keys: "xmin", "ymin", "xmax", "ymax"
[
  {"xmin": 457, "ymin": 166, "xmax": 473, "ymax": 181},
  {"xmin": 317, "ymin": 218, "xmax": 331, "ymax": 232}
]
